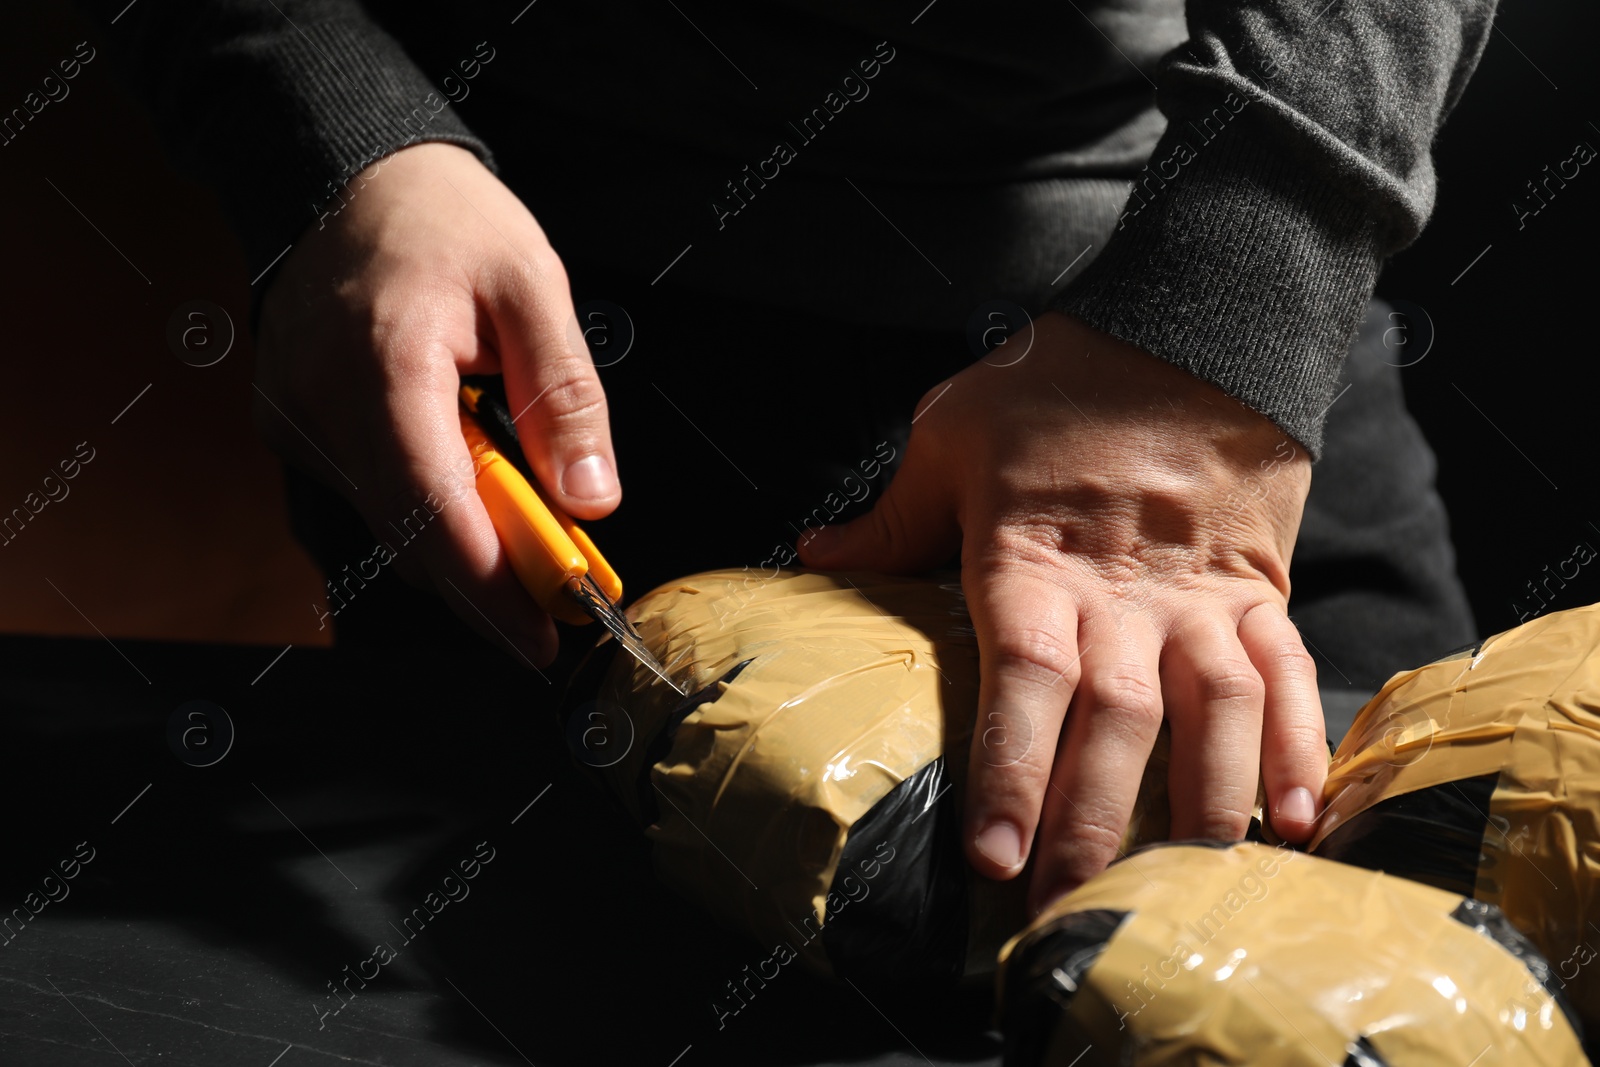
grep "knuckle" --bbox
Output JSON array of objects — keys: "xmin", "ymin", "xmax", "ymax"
[
  {"xmin": 537, "ymin": 371, "xmax": 609, "ymax": 426},
  {"xmin": 496, "ymin": 248, "xmax": 568, "ymax": 298},
  {"xmin": 989, "ymin": 626, "xmax": 1080, "ymax": 689},
  {"xmin": 864, "ymin": 495, "xmax": 915, "ymax": 556},
  {"xmin": 1272, "ymin": 718, "xmax": 1328, "ymax": 760},
  {"xmin": 1193, "ymin": 659, "xmax": 1265, "ymax": 706},
  {"xmin": 1073, "ymin": 807, "xmax": 1131, "ymax": 855},
  {"xmin": 1051, "ymin": 817, "xmax": 1129, "ymax": 885},
  {"xmin": 530, "ymin": 248, "xmax": 570, "ymax": 290},
  {"xmin": 1084, "ymin": 670, "xmax": 1162, "ymax": 727},
  {"xmin": 1263, "ymin": 638, "xmax": 1318, "ymax": 680},
  {"xmin": 1191, "ymin": 801, "xmax": 1254, "ymax": 841}
]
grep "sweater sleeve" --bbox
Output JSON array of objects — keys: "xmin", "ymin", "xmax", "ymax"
[
  {"xmin": 1046, "ymin": 0, "xmax": 1496, "ymax": 459},
  {"xmin": 77, "ymin": 0, "xmax": 495, "ymax": 287}
]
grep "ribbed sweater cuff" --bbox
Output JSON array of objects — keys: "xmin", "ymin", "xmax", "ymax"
[
  {"xmin": 1047, "ymin": 119, "xmax": 1380, "ymax": 460},
  {"xmin": 216, "ymin": 17, "xmax": 494, "ymax": 293}
]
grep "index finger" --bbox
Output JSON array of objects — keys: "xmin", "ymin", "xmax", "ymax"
[
  {"xmin": 962, "ymin": 556, "xmax": 1081, "ymax": 881},
  {"xmin": 365, "ymin": 334, "xmax": 558, "ymax": 669}
]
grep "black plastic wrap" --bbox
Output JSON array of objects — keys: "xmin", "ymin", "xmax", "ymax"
[
  {"xmin": 630, "ymin": 659, "xmax": 753, "ymax": 826},
  {"xmin": 999, "ymin": 909, "xmax": 1129, "ymax": 1067},
  {"xmin": 1314, "ymin": 771, "xmax": 1498, "ymax": 896},
  {"xmin": 820, "ymin": 757, "xmax": 968, "ymax": 988},
  {"xmin": 1342, "ymin": 1036, "xmax": 1390, "ymax": 1067},
  {"xmin": 1311, "ymin": 602, "xmax": 1600, "ymax": 1047}
]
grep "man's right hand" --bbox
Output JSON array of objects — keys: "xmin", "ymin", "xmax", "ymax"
[{"xmin": 255, "ymin": 141, "xmax": 619, "ymax": 665}]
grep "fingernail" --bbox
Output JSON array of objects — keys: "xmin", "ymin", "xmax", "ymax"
[
  {"xmin": 974, "ymin": 820, "xmax": 1023, "ymax": 871},
  {"xmin": 1277, "ymin": 786, "xmax": 1316, "ymax": 826},
  {"xmin": 561, "ymin": 454, "xmax": 616, "ymax": 503}
]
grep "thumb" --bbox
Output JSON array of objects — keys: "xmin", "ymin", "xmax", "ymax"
[
  {"xmin": 797, "ymin": 441, "xmax": 960, "ymax": 574},
  {"xmin": 487, "ymin": 259, "xmax": 621, "ymax": 521}
]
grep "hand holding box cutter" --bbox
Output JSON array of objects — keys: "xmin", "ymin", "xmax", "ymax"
[{"xmin": 457, "ymin": 381, "xmax": 687, "ymax": 694}]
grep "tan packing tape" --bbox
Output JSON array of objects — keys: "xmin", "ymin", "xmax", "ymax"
[
  {"xmin": 1312, "ymin": 601, "xmax": 1600, "ymax": 1029},
  {"xmin": 996, "ymin": 841, "xmax": 1587, "ymax": 1066},
  {"xmin": 592, "ymin": 568, "xmax": 1179, "ymax": 980}
]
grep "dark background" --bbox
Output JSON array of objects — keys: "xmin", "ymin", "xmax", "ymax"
[
  {"xmin": 0, "ymin": 3, "xmax": 1596, "ymax": 1065},
  {"xmin": 2, "ymin": 2, "xmax": 1594, "ymax": 646},
  {"xmin": 1370, "ymin": 4, "xmax": 1600, "ymax": 634}
]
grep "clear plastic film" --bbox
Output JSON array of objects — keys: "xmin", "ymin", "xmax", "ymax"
[
  {"xmin": 996, "ymin": 841, "xmax": 1587, "ymax": 1067},
  {"xmin": 587, "ymin": 568, "xmax": 1180, "ymax": 983},
  {"xmin": 1311, "ymin": 601, "xmax": 1600, "ymax": 1038}
]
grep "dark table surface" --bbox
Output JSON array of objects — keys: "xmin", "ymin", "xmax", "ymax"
[{"xmin": 0, "ymin": 633, "xmax": 1374, "ymax": 1066}]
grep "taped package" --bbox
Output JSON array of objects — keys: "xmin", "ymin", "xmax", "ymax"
[
  {"xmin": 1311, "ymin": 601, "xmax": 1600, "ymax": 1037},
  {"xmin": 574, "ymin": 567, "xmax": 1177, "ymax": 986},
  {"xmin": 996, "ymin": 840, "xmax": 1586, "ymax": 1066}
]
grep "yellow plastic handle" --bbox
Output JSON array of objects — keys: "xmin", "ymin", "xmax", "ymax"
[{"xmin": 458, "ymin": 408, "xmax": 623, "ymax": 625}]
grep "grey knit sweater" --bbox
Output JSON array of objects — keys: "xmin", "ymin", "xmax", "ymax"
[{"xmin": 82, "ymin": 0, "xmax": 1496, "ymax": 458}]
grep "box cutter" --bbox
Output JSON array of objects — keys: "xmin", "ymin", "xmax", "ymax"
[{"xmin": 458, "ymin": 382, "xmax": 687, "ymax": 695}]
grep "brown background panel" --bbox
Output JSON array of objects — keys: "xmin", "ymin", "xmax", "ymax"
[{"xmin": 0, "ymin": 4, "xmax": 329, "ymax": 647}]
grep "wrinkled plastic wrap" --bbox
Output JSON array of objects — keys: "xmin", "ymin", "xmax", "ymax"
[
  {"xmin": 585, "ymin": 568, "xmax": 1178, "ymax": 983},
  {"xmin": 1311, "ymin": 601, "xmax": 1600, "ymax": 1038},
  {"xmin": 996, "ymin": 841, "xmax": 1587, "ymax": 1066}
]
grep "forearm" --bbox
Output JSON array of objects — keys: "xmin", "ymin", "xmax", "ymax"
[{"xmin": 1049, "ymin": 0, "xmax": 1497, "ymax": 458}]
